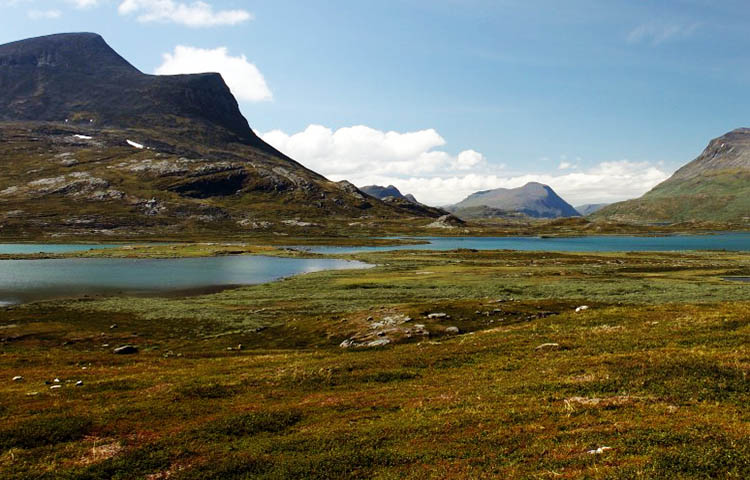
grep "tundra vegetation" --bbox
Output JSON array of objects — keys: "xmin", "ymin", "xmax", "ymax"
[{"xmin": 0, "ymin": 244, "xmax": 748, "ymax": 479}]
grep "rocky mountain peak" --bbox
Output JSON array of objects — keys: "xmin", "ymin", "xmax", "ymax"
[
  {"xmin": 0, "ymin": 32, "xmax": 136, "ymax": 71},
  {"xmin": 0, "ymin": 33, "xmax": 274, "ymax": 151},
  {"xmin": 670, "ymin": 128, "xmax": 750, "ymax": 181}
]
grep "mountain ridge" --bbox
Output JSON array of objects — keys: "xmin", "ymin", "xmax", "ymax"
[
  {"xmin": 0, "ymin": 33, "xmax": 442, "ymax": 238},
  {"xmin": 359, "ymin": 184, "xmax": 446, "ymax": 217},
  {"xmin": 0, "ymin": 32, "xmax": 278, "ymax": 153},
  {"xmin": 594, "ymin": 128, "xmax": 750, "ymax": 223},
  {"xmin": 448, "ymin": 182, "xmax": 580, "ymax": 219}
]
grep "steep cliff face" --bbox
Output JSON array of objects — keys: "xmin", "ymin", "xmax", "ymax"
[
  {"xmin": 0, "ymin": 33, "xmax": 442, "ymax": 238},
  {"xmin": 595, "ymin": 129, "xmax": 750, "ymax": 223},
  {"xmin": 0, "ymin": 33, "xmax": 272, "ymax": 151}
]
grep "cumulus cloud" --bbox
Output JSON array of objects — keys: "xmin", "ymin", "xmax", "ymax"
[
  {"xmin": 348, "ymin": 161, "xmax": 670, "ymax": 207},
  {"xmin": 155, "ymin": 45, "xmax": 272, "ymax": 102},
  {"xmin": 261, "ymin": 125, "xmax": 671, "ymax": 206},
  {"xmin": 118, "ymin": 0, "xmax": 251, "ymax": 27},
  {"xmin": 627, "ymin": 22, "xmax": 700, "ymax": 45},
  {"xmin": 261, "ymin": 125, "xmax": 484, "ymax": 178}
]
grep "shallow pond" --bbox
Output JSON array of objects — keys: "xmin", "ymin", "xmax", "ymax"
[{"xmin": 0, "ymin": 256, "xmax": 370, "ymax": 305}]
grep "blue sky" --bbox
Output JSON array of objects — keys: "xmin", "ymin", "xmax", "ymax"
[{"xmin": 1, "ymin": 0, "xmax": 749, "ymax": 205}]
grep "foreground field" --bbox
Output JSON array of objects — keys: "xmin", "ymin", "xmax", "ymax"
[{"xmin": 0, "ymin": 248, "xmax": 748, "ymax": 479}]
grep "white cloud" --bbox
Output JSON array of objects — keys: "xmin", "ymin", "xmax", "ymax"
[
  {"xmin": 118, "ymin": 0, "xmax": 251, "ymax": 27},
  {"xmin": 558, "ymin": 161, "xmax": 572, "ymax": 170},
  {"xmin": 155, "ymin": 45, "xmax": 272, "ymax": 102},
  {"xmin": 627, "ymin": 22, "xmax": 700, "ymax": 45},
  {"xmin": 261, "ymin": 124, "xmax": 672, "ymax": 207},
  {"xmin": 261, "ymin": 125, "xmax": 481, "ymax": 178},
  {"xmin": 28, "ymin": 8, "xmax": 60, "ymax": 18},
  {"xmin": 349, "ymin": 161, "xmax": 670, "ymax": 207},
  {"xmin": 67, "ymin": 0, "xmax": 100, "ymax": 8}
]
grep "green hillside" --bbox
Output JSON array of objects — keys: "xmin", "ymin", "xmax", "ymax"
[{"xmin": 595, "ymin": 129, "xmax": 750, "ymax": 224}]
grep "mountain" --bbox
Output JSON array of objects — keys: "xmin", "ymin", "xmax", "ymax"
[
  {"xmin": 576, "ymin": 203, "xmax": 609, "ymax": 216},
  {"xmin": 359, "ymin": 184, "xmax": 446, "ymax": 217},
  {"xmin": 0, "ymin": 33, "xmax": 441, "ymax": 238},
  {"xmin": 594, "ymin": 128, "xmax": 750, "ymax": 224},
  {"xmin": 360, "ymin": 185, "xmax": 408, "ymax": 200},
  {"xmin": 0, "ymin": 33, "xmax": 270, "ymax": 150},
  {"xmin": 448, "ymin": 182, "xmax": 580, "ymax": 219}
]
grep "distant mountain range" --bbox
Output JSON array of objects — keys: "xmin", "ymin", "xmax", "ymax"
[
  {"xmin": 0, "ymin": 33, "xmax": 442, "ymax": 238},
  {"xmin": 447, "ymin": 182, "xmax": 580, "ymax": 219},
  {"xmin": 576, "ymin": 203, "xmax": 609, "ymax": 216},
  {"xmin": 359, "ymin": 185, "xmax": 446, "ymax": 217},
  {"xmin": 360, "ymin": 185, "xmax": 415, "ymax": 202},
  {"xmin": 594, "ymin": 128, "xmax": 750, "ymax": 224}
]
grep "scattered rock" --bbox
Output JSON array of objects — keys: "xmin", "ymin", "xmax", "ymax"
[
  {"xmin": 75, "ymin": 380, "xmax": 84, "ymax": 387},
  {"xmin": 428, "ymin": 313, "xmax": 449, "ymax": 319},
  {"xmin": 12, "ymin": 375, "xmax": 23, "ymax": 382},
  {"xmin": 591, "ymin": 324, "xmax": 624, "ymax": 333},
  {"xmin": 113, "ymin": 345, "xmax": 138, "ymax": 355},
  {"xmin": 109, "ymin": 324, "xmax": 118, "ymax": 329},
  {"xmin": 535, "ymin": 343, "xmax": 560, "ymax": 351},
  {"xmin": 426, "ymin": 214, "xmax": 465, "ymax": 229},
  {"xmin": 566, "ymin": 396, "xmax": 634, "ymax": 408},
  {"xmin": 445, "ymin": 326, "xmax": 460, "ymax": 334},
  {"xmin": 365, "ymin": 338, "xmax": 391, "ymax": 348},
  {"xmin": 587, "ymin": 446, "xmax": 612, "ymax": 455},
  {"xmin": 575, "ymin": 305, "xmax": 590, "ymax": 312},
  {"xmin": 281, "ymin": 219, "xmax": 317, "ymax": 227},
  {"xmin": 50, "ymin": 385, "xmax": 62, "ymax": 390}
]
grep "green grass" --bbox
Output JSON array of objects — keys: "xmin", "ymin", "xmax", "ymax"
[{"xmin": 0, "ymin": 248, "xmax": 748, "ymax": 478}]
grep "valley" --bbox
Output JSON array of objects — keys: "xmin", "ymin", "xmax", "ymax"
[
  {"xmin": 0, "ymin": 246, "xmax": 748, "ymax": 478},
  {"xmin": 0, "ymin": 27, "xmax": 748, "ymax": 480}
]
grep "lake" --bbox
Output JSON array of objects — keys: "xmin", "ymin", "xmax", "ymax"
[
  {"xmin": 300, "ymin": 233, "xmax": 750, "ymax": 254},
  {"xmin": 0, "ymin": 256, "xmax": 371, "ymax": 305},
  {"xmin": 0, "ymin": 234, "xmax": 747, "ymax": 305},
  {"xmin": 0, "ymin": 244, "xmax": 123, "ymax": 255}
]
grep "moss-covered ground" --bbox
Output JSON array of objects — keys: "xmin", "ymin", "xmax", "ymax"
[{"xmin": 0, "ymin": 247, "xmax": 748, "ymax": 479}]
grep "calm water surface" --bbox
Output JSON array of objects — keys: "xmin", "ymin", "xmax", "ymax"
[
  {"xmin": 0, "ymin": 244, "xmax": 122, "ymax": 254},
  {"xmin": 0, "ymin": 234, "xmax": 747, "ymax": 305},
  {"xmin": 301, "ymin": 233, "xmax": 750, "ymax": 254},
  {"xmin": 0, "ymin": 256, "xmax": 370, "ymax": 305}
]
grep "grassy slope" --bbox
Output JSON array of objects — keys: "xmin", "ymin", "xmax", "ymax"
[
  {"xmin": 0, "ymin": 248, "xmax": 748, "ymax": 479},
  {"xmin": 594, "ymin": 170, "xmax": 750, "ymax": 224},
  {"xmin": 0, "ymin": 122, "xmax": 443, "ymax": 240}
]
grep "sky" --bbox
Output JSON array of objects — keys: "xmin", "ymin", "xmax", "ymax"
[{"xmin": 2, "ymin": 0, "xmax": 750, "ymax": 206}]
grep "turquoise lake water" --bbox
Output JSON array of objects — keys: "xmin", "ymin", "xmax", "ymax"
[
  {"xmin": 0, "ymin": 244, "xmax": 122, "ymax": 254},
  {"xmin": 0, "ymin": 234, "xmax": 746, "ymax": 305},
  {"xmin": 300, "ymin": 233, "xmax": 750, "ymax": 254},
  {"xmin": 0, "ymin": 256, "xmax": 370, "ymax": 305}
]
